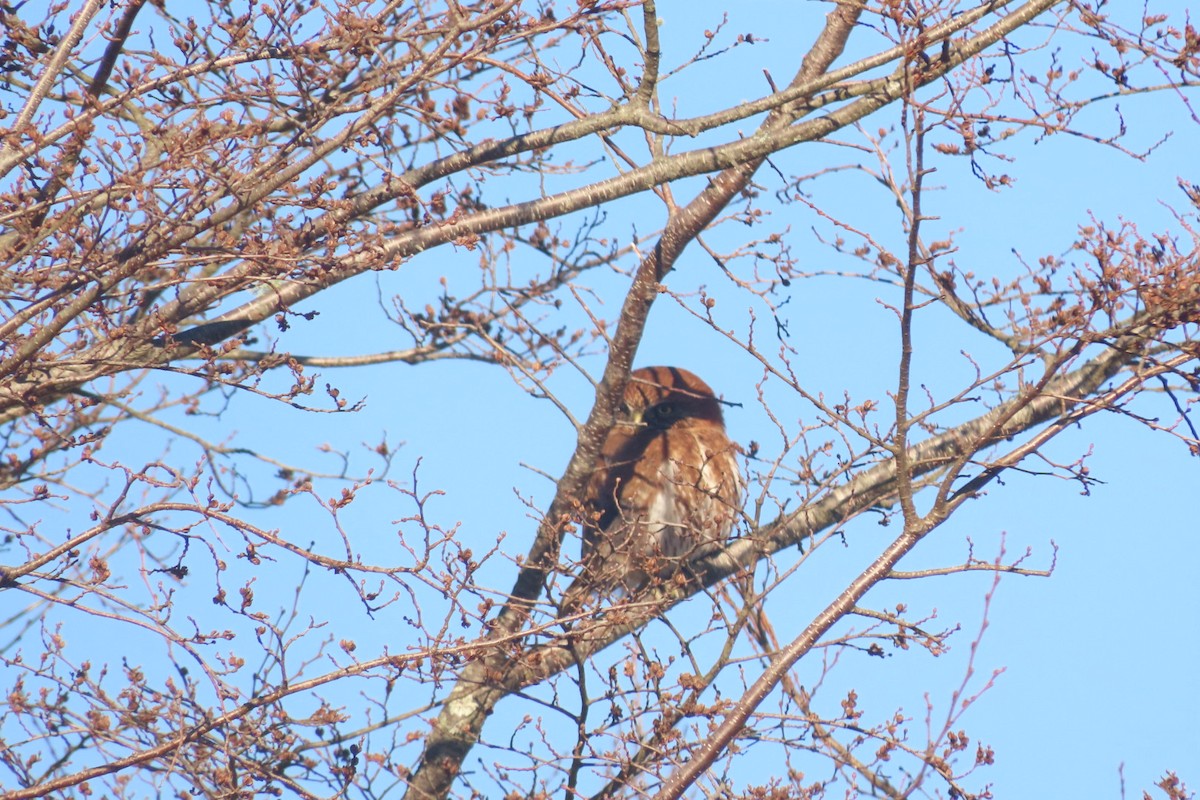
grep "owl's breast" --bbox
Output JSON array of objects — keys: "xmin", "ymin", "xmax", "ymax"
[{"xmin": 633, "ymin": 430, "xmax": 741, "ymax": 559}]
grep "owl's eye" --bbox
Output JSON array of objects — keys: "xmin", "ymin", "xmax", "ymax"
[{"xmin": 645, "ymin": 402, "xmax": 678, "ymax": 428}]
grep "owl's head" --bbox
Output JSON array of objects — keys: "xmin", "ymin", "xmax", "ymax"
[{"xmin": 621, "ymin": 366, "xmax": 726, "ymax": 431}]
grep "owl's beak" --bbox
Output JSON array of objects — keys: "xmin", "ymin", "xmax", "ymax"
[{"xmin": 617, "ymin": 403, "xmax": 644, "ymax": 427}]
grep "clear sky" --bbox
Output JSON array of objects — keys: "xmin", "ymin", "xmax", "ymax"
[{"xmin": 6, "ymin": 0, "xmax": 1198, "ymax": 797}]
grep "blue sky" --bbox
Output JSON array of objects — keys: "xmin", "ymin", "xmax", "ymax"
[
  {"xmin": 220, "ymin": 2, "xmax": 1197, "ymax": 791},
  {"xmin": 291, "ymin": 3, "xmax": 1199, "ymax": 795},
  {"xmin": 4, "ymin": 0, "xmax": 1198, "ymax": 797}
]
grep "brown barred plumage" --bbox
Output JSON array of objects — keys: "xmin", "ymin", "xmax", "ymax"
[{"xmin": 567, "ymin": 366, "xmax": 743, "ymax": 605}]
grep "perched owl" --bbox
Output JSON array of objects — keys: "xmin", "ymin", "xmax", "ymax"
[{"xmin": 566, "ymin": 366, "xmax": 743, "ymax": 606}]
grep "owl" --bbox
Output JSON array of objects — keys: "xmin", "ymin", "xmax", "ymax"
[{"xmin": 567, "ymin": 366, "xmax": 743, "ymax": 606}]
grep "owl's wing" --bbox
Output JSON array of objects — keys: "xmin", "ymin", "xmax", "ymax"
[
  {"xmin": 562, "ymin": 441, "xmax": 650, "ymax": 614},
  {"xmin": 580, "ymin": 428, "xmax": 646, "ymax": 559}
]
